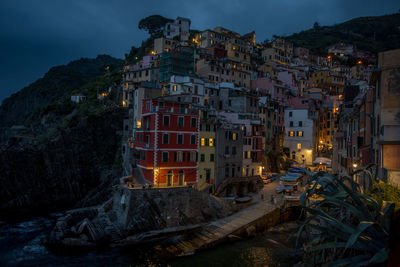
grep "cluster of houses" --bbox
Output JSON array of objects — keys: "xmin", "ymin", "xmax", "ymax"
[{"xmin": 119, "ymin": 16, "xmax": 400, "ymax": 191}]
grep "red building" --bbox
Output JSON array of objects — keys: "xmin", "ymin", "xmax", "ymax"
[{"xmin": 135, "ymin": 98, "xmax": 200, "ymax": 187}]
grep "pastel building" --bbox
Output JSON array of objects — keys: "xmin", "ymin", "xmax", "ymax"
[
  {"xmin": 164, "ymin": 17, "xmax": 191, "ymax": 41},
  {"xmin": 283, "ymin": 107, "xmax": 315, "ymax": 165}
]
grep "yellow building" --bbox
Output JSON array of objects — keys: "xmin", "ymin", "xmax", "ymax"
[
  {"xmin": 225, "ymin": 37, "xmax": 251, "ymax": 63},
  {"xmin": 196, "ymin": 58, "xmax": 251, "ymax": 88},
  {"xmin": 311, "ymin": 70, "xmax": 345, "ymax": 94},
  {"xmin": 153, "ymin": 37, "xmax": 178, "ymax": 54},
  {"xmin": 258, "ymin": 62, "xmax": 279, "ymax": 79},
  {"xmin": 197, "ymin": 110, "xmax": 217, "ymax": 192},
  {"xmin": 262, "ymin": 38, "xmax": 293, "ymax": 65}
]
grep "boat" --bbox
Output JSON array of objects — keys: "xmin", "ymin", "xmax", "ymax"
[
  {"xmin": 275, "ymin": 185, "xmax": 286, "ymax": 193},
  {"xmin": 280, "ymin": 175, "xmax": 301, "ymax": 182},
  {"xmin": 235, "ymin": 196, "xmax": 252, "ymax": 203},
  {"xmin": 288, "ymin": 168, "xmax": 306, "ymax": 174},
  {"xmin": 286, "ymin": 172, "xmax": 302, "ymax": 178},
  {"xmin": 275, "ymin": 185, "xmax": 294, "ymax": 193}
]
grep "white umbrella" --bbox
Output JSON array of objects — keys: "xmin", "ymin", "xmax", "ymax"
[{"xmin": 313, "ymin": 157, "xmax": 332, "ymax": 165}]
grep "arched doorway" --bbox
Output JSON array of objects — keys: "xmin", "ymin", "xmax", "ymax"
[
  {"xmin": 178, "ymin": 171, "xmax": 184, "ymax": 186},
  {"xmin": 167, "ymin": 171, "xmax": 173, "ymax": 187}
]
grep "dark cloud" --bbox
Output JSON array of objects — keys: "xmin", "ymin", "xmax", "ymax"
[{"xmin": 0, "ymin": 0, "xmax": 398, "ymax": 102}]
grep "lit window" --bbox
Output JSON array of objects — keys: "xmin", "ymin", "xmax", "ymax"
[
  {"xmin": 201, "ymin": 138, "xmax": 205, "ymax": 146},
  {"xmin": 289, "ymin": 131, "xmax": 294, "ymax": 137},
  {"xmin": 232, "ymin": 133, "xmax": 237, "ymax": 140},
  {"xmin": 173, "ymin": 85, "xmax": 177, "ymax": 91},
  {"xmin": 297, "ymin": 143, "xmax": 302, "ymax": 149},
  {"xmin": 298, "ymin": 131, "xmax": 303, "ymax": 137},
  {"xmin": 209, "ymin": 138, "xmax": 214, "ymax": 147}
]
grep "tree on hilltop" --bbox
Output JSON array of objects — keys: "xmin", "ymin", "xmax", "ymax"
[{"xmin": 138, "ymin": 15, "xmax": 173, "ymax": 36}]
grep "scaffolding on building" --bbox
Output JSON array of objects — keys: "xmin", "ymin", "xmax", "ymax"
[{"xmin": 160, "ymin": 47, "xmax": 195, "ymax": 82}]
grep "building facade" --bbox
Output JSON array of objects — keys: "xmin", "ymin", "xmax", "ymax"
[{"xmin": 135, "ymin": 98, "xmax": 200, "ymax": 187}]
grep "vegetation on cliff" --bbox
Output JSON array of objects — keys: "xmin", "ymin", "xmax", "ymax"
[
  {"xmin": 0, "ymin": 55, "xmax": 123, "ymax": 128},
  {"xmin": 284, "ymin": 13, "xmax": 400, "ymax": 55},
  {"xmin": 0, "ymin": 55, "xmax": 126, "ymax": 220}
]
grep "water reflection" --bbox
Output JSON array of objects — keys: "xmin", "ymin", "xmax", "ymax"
[{"xmin": 0, "ymin": 217, "xmax": 300, "ymax": 267}]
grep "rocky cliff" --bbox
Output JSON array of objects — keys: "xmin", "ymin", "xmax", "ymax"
[
  {"xmin": 0, "ymin": 107, "xmax": 126, "ymax": 220},
  {"xmin": 47, "ymin": 186, "xmax": 233, "ymax": 249}
]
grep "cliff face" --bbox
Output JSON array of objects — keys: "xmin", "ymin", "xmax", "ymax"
[
  {"xmin": 0, "ymin": 108, "xmax": 126, "ymax": 220},
  {"xmin": 0, "ymin": 55, "xmax": 122, "ymax": 134}
]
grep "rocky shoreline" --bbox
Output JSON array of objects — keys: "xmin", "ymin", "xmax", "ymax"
[{"xmin": 45, "ymin": 186, "xmax": 236, "ymax": 251}]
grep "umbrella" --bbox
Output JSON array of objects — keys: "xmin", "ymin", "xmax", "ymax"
[{"xmin": 313, "ymin": 157, "xmax": 332, "ymax": 165}]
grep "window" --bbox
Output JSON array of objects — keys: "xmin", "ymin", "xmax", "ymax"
[
  {"xmin": 289, "ymin": 131, "xmax": 294, "ymax": 137},
  {"xmin": 200, "ymin": 154, "xmax": 205, "ymax": 162},
  {"xmin": 209, "ymin": 138, "xmax": 214, "ymax": 147},
  {"xmin": 298, "ymin": 121, "xmax": 303, "ymax": 127},
  {"xmin": 163, "ymin": 134, "xmax": 169, "ymax": 144},
  {"xmin": 159, "ymin": 102, "xmax": 164, "ymax": 109},
  {"xmin": 297, "ymin": 131, "xmax": 303, "ymax": 137},
  {"xmin": 225, "ymin": 146, "xmax": 229, "ymax": 154},
  {"xmin": 210, "ymin": 154, "xmax": 215, "ymax": 162},
  {"xmin": 177, "ymin": 134, "xmax": 183, "ymax": 144},
  {"xmin": 178, "ymin": 117, "xmax": 184, "ymax": 127},
  {"xmin": 232, "ymin": 147, "xmax": 237, "ymax": 155},
  {"xmin": 175, "ymin": 151, "xmax": 183, "ymax": 162},
  {"xmin": 289, "ymin": 111, "xmax": 293, "ymax": 117},
  {"xmin": 290, "ymin": 121, "xmax": 293, "ymax": 127},
  {"xmin": 191, "ymin": 118, "xmax": 197, "ymax": 127},
  {"xmin": 191, "ymin": 135, "xmax": 196, "ymax": 144},
  {"xmin": 162, "ymin": 152, "xmax": 169, "ymax": 162},
  {"xmin": 225, "ymin": 167, "xmax": 230, "ymax": 177},
  {"xmin": 297, "ymin": 143, "xmax": 302, "ymax": 149},
  {"xmin": 163, "ymin": 115, "xmax": 170, "ymax": 126},
  {"xmin": 173, "ymin": 85, "xmax": 177, "ymax": 91},
  {"xmin": 201, "ymin": 138, "xmax": 205, "ymax": 146},
  {"xmin": 205, "ymin": 138, "xmax": 209, "ymax": 146}
]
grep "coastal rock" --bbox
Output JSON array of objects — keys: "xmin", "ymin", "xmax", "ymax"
[
  {"xmin": 46, "ymin": 187, "xmax": 234, "ymax": 249},
  {"xmin": 246, "ymin": 225, "xmax": 256, "ymax": 237}
]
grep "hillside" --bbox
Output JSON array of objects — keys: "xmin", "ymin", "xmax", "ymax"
[
  {"xmin": 0, "ymin": 55, "xmax": 123, "ymax": 129},
  {"xmin": 284, "ymin": 13, "xmax": 400, "ymax": 55}
]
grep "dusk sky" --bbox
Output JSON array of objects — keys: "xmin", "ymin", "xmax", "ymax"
[{"xmin": 0, "ymin": 0, "xmax": 398, "ymax": 103}]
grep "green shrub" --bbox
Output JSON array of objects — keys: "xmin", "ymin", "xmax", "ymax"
[{"xmin": 370, "ymin": 182, "xmax": 400, "ymax": 211}]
